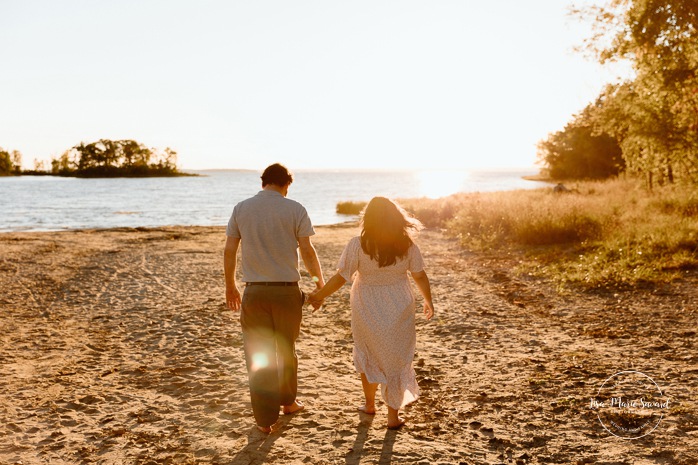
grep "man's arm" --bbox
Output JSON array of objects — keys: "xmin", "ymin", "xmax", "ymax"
[
  {"xmin": 298, "ymin": 236, "xmax": 325, "ymax": 289},
  {"xmin": 224, "ymin": 236, "xmax": 241, "ymax": 311}
]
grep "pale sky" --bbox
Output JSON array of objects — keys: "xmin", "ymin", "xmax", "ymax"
[{"xmin": 1, "ymin": 0, "xmax": 624, "ymax": 171}]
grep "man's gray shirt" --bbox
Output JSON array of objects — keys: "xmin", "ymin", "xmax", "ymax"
[{"xmin": 226, "ymin": 190, "xmax": 315, "ymax": 282}]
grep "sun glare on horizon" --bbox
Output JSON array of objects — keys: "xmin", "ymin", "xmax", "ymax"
[{"xmin": 416, "ymin": 170, "xmax": 469, "ymax": 199}]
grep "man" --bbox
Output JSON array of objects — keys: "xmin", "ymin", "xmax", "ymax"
[{"xmin": 224, "ymin": 163, "xmax": 325, "ymax": 434}]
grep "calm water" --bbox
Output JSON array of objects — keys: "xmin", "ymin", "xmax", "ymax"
[{"xmin": 0, "ymin": 169, "xmax": 549, "ymax": 232}]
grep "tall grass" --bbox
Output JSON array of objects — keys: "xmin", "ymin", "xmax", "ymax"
[
  {"xmin": 442, "ymin": 179, "xmax": 698, "ymax": 288},
  {"xmin": 397, "ymin": 195, "xmax": 467, "ymax": 229},
  {"xmin": 444, "ymin": 191, "xmax": 605, "ymax": 247},
  {"xmin": 336, "ymin": 201, "xmax": 367, "ymax": 215},
  {"xmin": 339, "ymin": 179, "xmax": 698, "ymax": 288}
]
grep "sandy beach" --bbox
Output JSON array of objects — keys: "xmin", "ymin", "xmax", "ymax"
[{"xmin": 1, "ymin": 224, "xmax": 696, "ymax": 464}]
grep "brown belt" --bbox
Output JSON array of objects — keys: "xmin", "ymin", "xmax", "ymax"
[{"xmin": 246, "ymin": 282, "xmax": 299, "ymax": 287}]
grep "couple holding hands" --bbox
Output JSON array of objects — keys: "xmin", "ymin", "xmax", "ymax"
[{"xmin": 224, "ymin": 164, "xmax": 435, "ymax": 433}]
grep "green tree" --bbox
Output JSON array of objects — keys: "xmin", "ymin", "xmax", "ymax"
[
  {"xmin": 0, "ymin": 148, "xmax": 23, "ymax": 175},
  {"xmin": 591, "ymin": 80, "xmax": 684, "ymax": 186},
  {"xmin": 120, "ymin": 139, "xmax": 142, "ymax": 167},
  {"xmin": 575, "ymin": 0, "xmax": 698, "ymax": 184},
  {"xmin": 537, "ymin": 103, "xmax": 624, "ymax": 180},
  {"xmin": 51, "ymin": 151, "xmax": 75, "ymax": 175},
  {"xmin": 155, "ymin": 147, "xmax": 178, "ymax": 171},
  {"xmin": 52, "ymin": 139, "xmax": 185, "ymax": 177},
  {"xmin": 0, "ymin": 148, "xmax": 12, "ymax": 176},
  {"xmin": 11, "ymin": 151, "xmax": 22, "ymax": 174}
]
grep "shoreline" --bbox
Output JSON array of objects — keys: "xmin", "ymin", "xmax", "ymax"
[{"xmin": 0, "ymin": 221, "xmax": 361, "ymax": 235}]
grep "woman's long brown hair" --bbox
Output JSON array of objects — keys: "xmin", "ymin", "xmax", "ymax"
[{"xmin": 360, "ymin": 197, "xmax": 423, "ymax": 267}]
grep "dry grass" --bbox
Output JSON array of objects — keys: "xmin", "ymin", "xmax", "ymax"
[
  {"xmin": 340, "ymin": 179, "xmax": 698, "ymax": 288},
  {"xmin": 444, "ymin": 179, "xmax": 698, "ymax": 288},
  {"xmin": 336, "ymin": 200, "xmax": 366, "ymax": 215}
]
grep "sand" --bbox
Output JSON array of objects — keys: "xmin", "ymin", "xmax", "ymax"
[{"xmin": 0, "ymin": 224, "xmax": 696, "ymax": 464}]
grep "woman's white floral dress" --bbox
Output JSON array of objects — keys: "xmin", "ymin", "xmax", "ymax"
[{"xmin": 337, "ymin": 236, "xmax": 425, "ymax": 409}]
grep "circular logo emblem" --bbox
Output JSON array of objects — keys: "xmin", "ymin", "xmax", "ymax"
[{"xmin": 591, "ymin": 370, "xmax": 669, "ymax": 439}]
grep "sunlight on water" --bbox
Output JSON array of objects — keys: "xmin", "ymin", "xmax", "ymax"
[
  {"xmin": 416, "ymin": 170, "xmax": 468, "ymax": 198},
  {"xmin": 0, "ymin": 170, "xmax": 549, "ymax": 231}
]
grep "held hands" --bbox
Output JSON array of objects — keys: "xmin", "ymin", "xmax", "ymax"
[
  {"xmin": 307, "ymin": 273, "xmax": 346, "ymax": 311},
  {"xmin": 307, "ymin": 275, "xmax": 325, "ymax": 311},
  {"xmin": 307, "ymin": 288, "xmax": 324, "ymax": 311}
]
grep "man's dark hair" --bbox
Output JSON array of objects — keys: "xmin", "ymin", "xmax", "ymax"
[{"xmin": 261, "ymin": 163, "xmax": 294, "ymax": 187}]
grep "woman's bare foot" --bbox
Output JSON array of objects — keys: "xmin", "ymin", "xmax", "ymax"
[
  {"xmin": 282, "ymin": 400, "xmax": 305, "ymax": 415},
  {"xmin": 257, "ymin": 425, "xmax": 272, "ymax": 434},
  {"xmin": 359, "ymin": 373, "xmax": 378, "ymax": 415},
  {"xmin": 357, "ymin": 404, "xmax": 376, "ymax": 415},
  {"xmin": 387, "ymin": 417, "xmax": 406, "ymax": 430},
  {"xmin": 387, "ymin": 406, "xmax": 404, "ymax": 429}
]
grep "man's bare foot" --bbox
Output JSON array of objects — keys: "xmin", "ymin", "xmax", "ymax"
[
  {"xmin": 357, "ymin": 405, "xmax": 376, "ymax": 415},
  {"xmin": 282, "ymin": 400, "xmax": 305, "ymax": 415},
  {"xmin": 257, "ymin": 425, "xmax": 272, "ymax": 434},
  {"xmin": 387, "ymin": 417, "xmax": 406, "ymax": 430}
]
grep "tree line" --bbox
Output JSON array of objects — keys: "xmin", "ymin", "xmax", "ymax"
[
  {"xmin": 0, "ymin": 148, "xmax": 22, "ymax": 176},
  {"xmin": 1, "ymin": 139, "xmax": 189, "ymax": 177},
  {"xmin": 537, "ymin": 0, "xmax": 698, "ymax": 186}
]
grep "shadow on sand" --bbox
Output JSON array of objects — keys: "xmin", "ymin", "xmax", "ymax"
[
  {"xmin": 229, "ymin": 415, "xmax": 295, "ymax": 465},
  {"xmin": 345, "ymin": 412, "xmax": 398, "ymax": 465},
  {"xmin": 228, "ymin": 412, "xmax": 399, "ymax": 464}
]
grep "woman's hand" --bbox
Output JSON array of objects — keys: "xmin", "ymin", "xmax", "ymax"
[{"xmin": 423, "ymin": 300, "xmax": 434, "ymax": 320}]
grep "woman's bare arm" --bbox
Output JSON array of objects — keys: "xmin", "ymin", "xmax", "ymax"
[{"xmin": 410, "ymin": 270, "xmax": 434, "ymax": 320}]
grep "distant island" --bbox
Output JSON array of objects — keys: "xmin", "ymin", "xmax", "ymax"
[{"xmin": 1, "ymin": 139, "xmax": 195, "ymax": 178}]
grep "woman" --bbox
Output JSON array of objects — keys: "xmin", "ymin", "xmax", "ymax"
[{"xmin": 309, "ymin": 197, "xmax": 435, "ymax": 429}]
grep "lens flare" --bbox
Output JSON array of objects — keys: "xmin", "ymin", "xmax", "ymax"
[{"xmin": 251, "ymin": 352, "xmax": 269, "ymax": 371}]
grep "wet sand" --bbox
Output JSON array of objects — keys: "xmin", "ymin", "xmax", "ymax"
[{"xmin": 1, "ymin": 224, "xmax": 696, "ymax": 464}]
